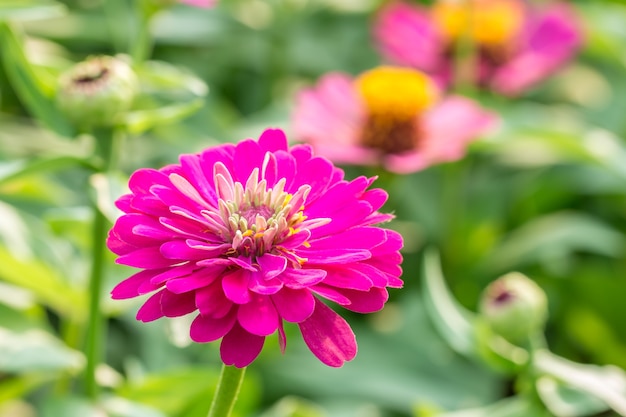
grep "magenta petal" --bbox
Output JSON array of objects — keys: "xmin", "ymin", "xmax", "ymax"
[
  {"xmin": 281, "ymin": 268, "xmax": 327, "ymax": 289},
  {"xmin": 116, "ymin": 246, "xmax": 176, "ymax": 269},
  {"xmin": 165, "ymin": 267, "xmax": 221, "ymax": 293},
  {"xmin": 222, "ymin": 270, "xmax": 251, "ymax": 304},
  {"xmin": 161, "ymin": 289, "xmax": 196, "ymax": 317},
  {"xmin": 238, "ymin": 295, "xmax": 279, "ymax": 336},
  {"xmin": 299, "ymin": 298, "xmax": 357, "ymax": 367},
  {"xmin": 136, "ymin": 290, "xmax": 166, "ymax": 322},
  {"xmin": 321, "ymin": 266, "xmax": 374, "ymax": 291},
  {"xmin": 111, "ymin": 269, "xmax": 164, "ymax": 299},
  {"xmin": 297, "ymin": 248, "xmax": 371, "ymax": 264},
  {"xmin": 257, "ymin": 253, "xmax": 287, "ymax": 279},
  {"xmin": 258, "ymin": 128, "xmax": 288, "ymax": 152},
  {"xmin": 190, "ymin": 309, "xmax": 237, "ymax": 343},
  {"xmin": 233, "ymin": 139, "xmax": 263, "ymax": 183},
  {"xmin": 341, "ymin": 287, "xmax": 389, "ymax": 313},
  {"xmin": 272, "ymin": 288, "xmax": 315, "ymax": 323},
  {"xmin": 195, "ymin": 282, "xmax": 232, "ymax": 318},
  {"xmin": 220, "ymin": 322, "xmax": 265, "ymax": 368}
]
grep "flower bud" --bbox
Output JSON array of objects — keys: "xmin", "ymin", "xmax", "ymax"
[
  {"xmin": 479, "ymin": 272, "xmax": 548, "ymax": 344},
  {"xmin": 56, "ymin": 56, "xmax": 138, "ymax": 130}
]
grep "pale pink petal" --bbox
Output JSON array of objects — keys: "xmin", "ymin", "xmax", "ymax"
[
  {"xmin": 292, "ymin": 73, "xmax": 363, "ymax": 156},
  {"xmin": 373, "ymin": 2, "xmax": 445, "ymax": 73},
  {"xmin": 383, "ymin": 96, "xmax": 497, "ymax": 173},
  {"xmin": 180, "ymin": 0, "xmax": 216, "ymax": 8},
  {"xmin": 220, "ymin": 323, "xmax": 265, "ymax": 368},
  {"xmin": 299, "ymin": 298, "xmax": 357, "ymax": 367},
  {"xmin": 491, "ymin": 3, "xmax": 583, "ymax": 95}
]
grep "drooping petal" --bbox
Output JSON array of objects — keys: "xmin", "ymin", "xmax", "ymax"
[
  {"xmin": 238, "ymin": 294, "xmax": 280, "ymax": 336},
  {"xmin": 272, "ymin": 288, "xmax": 316, "ymax": 323},
  {"xmin": 299, "ymin": 298, "xmax": 357, "ymax": 367},
  {"xmin": 190, "ymin": 309, "xmax": 237, "ymax": 343},
  {"xmin": 220, "ymin": 322, "xmax": 265, "ymax": 368}
]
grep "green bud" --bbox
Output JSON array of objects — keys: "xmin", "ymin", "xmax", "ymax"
[
  {"xmin": 56, "ymin": 56, "xmax": 138, "ymax": 130},
  {"xmin": 479, "ymin": 272, "xmax": 548, "ymax": 344}
]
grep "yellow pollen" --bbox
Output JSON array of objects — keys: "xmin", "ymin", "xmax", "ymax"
[
  {"xmin": 303, "ymin": 241, "xmax": 311, "ymax": 248},
  {"xmin": 242, "ymin": 230, "xmax": 254, "ymax": 237},
  {"xmin": 356, "ymin": 67, "xmax": 438, "ymax": 120},
  {"xmin": 432, "ymin": 0, "xmax": 524, "ymax": 46},
  {"xmin": 282, "ymin": 194, "xmax": 293, "ymax": 208},
  {"xmin": 253, "ymin": 232, "xmax": 264, "ymax": 239}
]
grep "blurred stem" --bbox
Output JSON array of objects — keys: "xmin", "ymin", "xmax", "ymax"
[
  {"xmin": 453, "ymin": 0, "xmax": 478, "ymax": 94},
  {"xmin": 131, "ymin": 3, "xmax": 156, "ymax": 63},
  {"xmin": 84, "ymin": 128, "xmax": 119, "ymax": 400},
  {"xmin": 207, "ymin": 365, "xmax": 246, "ymax": 417}
]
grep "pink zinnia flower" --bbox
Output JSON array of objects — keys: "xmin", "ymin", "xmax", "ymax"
[
  {"xmin": 107, "ymin": 129, "xmax": 403, "ymax": 368},
  {"xmin": 292, "ymin": 66, "xmax": 496, "ymax": 173},
  {"xmin": 374, "ymin": 0, "xmax": 583, "ymax": 95},
  {"xmin": 180, "ymin": 0, "xmax": 216, "ymax": 8}
]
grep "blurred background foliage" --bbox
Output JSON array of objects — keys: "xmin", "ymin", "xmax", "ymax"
[{"xmin": 0, "ymin": 0, "xmax": 626, "ymax": 416}]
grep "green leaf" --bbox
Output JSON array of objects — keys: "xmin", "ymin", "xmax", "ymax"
[
  {"xmin": 40, "ymin": 397, "xmax": 104, "ymax": 417},
  {"xmin": 484, "ymin": 211, "xmax": 625, "ymax": 274},
  {"xmin": 431, "ymin": 396, "xmax": 550, "ymax": 417},
  {"xmin": 534, "ymin": 350, "xmax": 626, "ymax": 416},
  {"xmin": 0, "ymin": 22, "xmax": 74, "ymax": 137},
  {"xmin": 116, "ymin": 368, "xmax": 259, "ymax": 417},
  {"xmin": 258, "ymin": 397, "xmax": 327, "ymax": 417},
  {"xmin": 0, "ymin": 156, "xmax": 94, "ymax": 186},
  {"xmin": 422, "ymin": 249, "xmax": 477, "ymax": 356},
  {"xmin": 0, "ymin": 0, "xmax": 66, "ymax": 21},
  {"xmin": 0, "ymin": 327, "xmax": 84, "ymax": 373},
  {"xmin": 90, "ymin": 172, "xmax": 128, "ymax": 223},
  {"xmin": 136, "ymin": 60, "xmax": 209, "ymax": 97},
  {"xmin": 536, "ymin": 376, "xmax": 609, "ymax": 417},
  {"xmin": 0, "ymin": 246, "xmax": 86, "ymax": 318},
  {"xmin": 121, "ymin": 99, "xmax": 204, "ymax": 135}
]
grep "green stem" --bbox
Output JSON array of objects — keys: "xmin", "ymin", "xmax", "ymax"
[
  {"xmin": 131, "ymin": 1, "xmax": 158, "ymax": 63},
  {"xmin": 84, "ymin": 129, "xmax": 119, "ymax": 399},
  {"xmin": 453, "ymin": 0, "xmax": 478, "ymax": 94},
  {"xmin": 207, "ymin": 365, "xmax": 246, "ymax": 417}
]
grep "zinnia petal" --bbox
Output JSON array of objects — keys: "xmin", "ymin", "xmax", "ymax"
[{"xmin": 299, "ymin": 298, "xmax": 357, "ymax": 367}]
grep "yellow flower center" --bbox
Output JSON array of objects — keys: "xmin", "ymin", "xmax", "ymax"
[
  {"xmin": 432, "ymin": 0, "xmax": 524, "ymax": 47},
  {"xmin": 354, "ymin": 67, "xmax": 437, "ymax": 154},
  {"xmin": 356, "ymin": 66, "xmax": 438, "ymax": 121}
]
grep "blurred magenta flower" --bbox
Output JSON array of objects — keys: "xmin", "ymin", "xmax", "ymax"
[
  {"xmin": 108, "ymin": 129, "xmax": 403, "ymax": 367},
  {"xmin": 180, "ymin": 0, "xmax": 216, "ymax": 7},
  {"xmin": 292, "ymin": 66, "xmax": 496, "ymax": 173},
  {"xmin": 374, "ymin": 0, "xmax": 583, "ymax": 95}
]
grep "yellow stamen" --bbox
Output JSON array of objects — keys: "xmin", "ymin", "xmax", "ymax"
[
  {"xmin": 355, "ymin": 66, "xmax": 438, "ymax": 121},
  {"xmin": 303, "ymin": 241, "xmax": 311, "ymax": 248},
  {"xmin": 432, "ymin": 0, "xmax": 524, "ymax": 46},
  {"xmin": 282, "ymin": 194, "xmax": 293, "ymax": 208},
  {"xmin": 242, "ymin": 230, "xmax": 254, "ymax": 237},
  {"xmin": 253, "ymin": 232, "xmax": 264, "ymax": 239}
]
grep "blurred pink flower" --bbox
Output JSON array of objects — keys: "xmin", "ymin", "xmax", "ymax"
[
  {"xmin": 180, "ymin": 0, "xmax": 216, "ymax": 7},
  {"xmin": 108, "ymin": 129, "xmax": 403, "ymax": 368},
  {"xmin": 292, "ymin": 66, "xmax": 496, "ymax": 173},
  {"xmin": 374, "ymin": 0, "xmax": 583, "ymax": 95}
]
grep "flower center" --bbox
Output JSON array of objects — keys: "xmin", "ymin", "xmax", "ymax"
[
  {"xmin": 355, "ymin": 66, "xmax": 436, "ymax": 154},
  {"xmin": 356, "ymin": 66, "xmax": 438, "ymax": 121},
  {"xmin": 432, "ymin": 0, "xmax": 524, "ymax": 47},
  {"xmin": 206, "ymin": 161, "xmax": 325, "ymax": 260}
]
